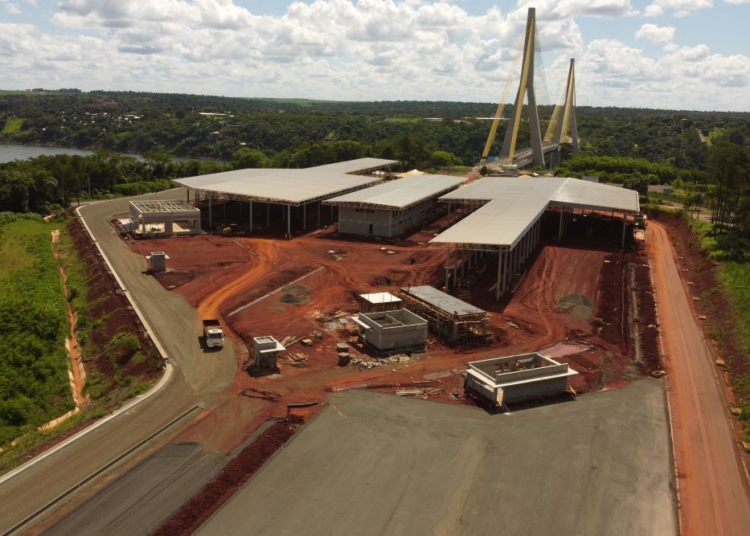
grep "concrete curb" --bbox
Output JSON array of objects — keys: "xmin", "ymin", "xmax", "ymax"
[
  {"xmin": 2, "ymin": 401, "xmax": 198, "ymax": 536},
  {"xmin": 0, "ymin": 202, "xmax": 175, "ymax": 487},
  {"xmin": 0, "ymin": 364, "xmax": 173, "ymax": 488}
]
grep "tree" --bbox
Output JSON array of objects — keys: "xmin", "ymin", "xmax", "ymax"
[
  {"xmin": 231, "ymin": 147, "xmax": 268, "ymax": 169},
  {"xmin": 0, "ymin": 169, "xmax": 34, "ymax": 212},
  {"xmin": 430, "ymin": 150, "xmax": 458, "ymax": 167}
]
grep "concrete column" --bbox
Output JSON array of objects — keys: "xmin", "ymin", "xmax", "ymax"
[
  {"xmin": 523, "ymin": 232, "xmax": 529, "ymax": 262},
  {"xmin": 249, "ymin": 201, "xmax": 253, "ymax": 233},
  {"xmin": 504, "ymin": 246, "xmax": 511, "ymax": 290},
  {"xmin": 621, "ymin": 214, "xmax": 627, "ymax": 250},
  {"xmin": 453, "ymin": 251, "xmax": 459, "ymax": 288},
  {"xmin": 445, "ymin": 244, "xmax": 451, "ymax": 290},
  {"xmin": 496, "ymin": 250, "xmax": 503, "ymax": 301}
]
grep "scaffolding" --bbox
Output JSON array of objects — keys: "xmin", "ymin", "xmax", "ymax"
[{"xmin": 398, "ymin": 286, "xmax": 489, "ymax": 344}]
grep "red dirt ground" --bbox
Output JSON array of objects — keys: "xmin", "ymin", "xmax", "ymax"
[
  {"xmin": 130, "ymin": 212, "xmax": 656, "ymax": 407},
  {"xmin": 131, "ymin": 210, "xmax": 660, "ymax": 533},
  {"xmin": 68, "ymin": 215, "xmax": 163, "ymax": 394}
]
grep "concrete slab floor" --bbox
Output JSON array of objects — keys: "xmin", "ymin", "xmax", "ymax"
[{"xmin": 197, "ymin": 378, "xmax": 677, "ymax": 536}]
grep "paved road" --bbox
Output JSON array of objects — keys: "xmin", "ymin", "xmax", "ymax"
[
  {"xmin": 0, "ymin": 190, "xmax": 236, "ymax": 534},
  {"xmin": 198, "ymin": 382, "xmax": 676, "ymax": 536},
  {"xmin": 649, "ymin": 221, "xmax": 750, "ymax": 535}
]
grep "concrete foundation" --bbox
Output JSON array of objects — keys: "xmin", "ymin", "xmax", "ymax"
[
  {"xmin": 466, "ymin": 352, "xmax": 578, "ymax": 408},
  {"xmin": 353, "ymin": 309, "xmax": 428, "ymax": 354}
]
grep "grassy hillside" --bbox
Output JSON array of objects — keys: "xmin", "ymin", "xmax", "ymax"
[{"xmin": 0, "ymin": 214, "xmax": 72, "ymax": 445}]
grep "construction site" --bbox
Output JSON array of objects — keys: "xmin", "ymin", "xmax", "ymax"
[{"xmin": 118, "ymin": 156, "xmax": 655, "ymax": 408}]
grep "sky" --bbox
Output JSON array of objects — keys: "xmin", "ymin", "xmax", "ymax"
[{"xmin": 1, "ymin": 0, "xmax": 749, "ymax": 111}]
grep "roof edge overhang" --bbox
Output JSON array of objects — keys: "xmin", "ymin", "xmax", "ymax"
[{"xmin": 179, "ymin": 178, "xmax": 383, "ymax": 207}]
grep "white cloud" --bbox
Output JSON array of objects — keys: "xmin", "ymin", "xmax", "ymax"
[
  {"xmin": 643, "ymin": 0, "xmax": 713, "ymax": 17},
  {"xmin": 723, "ymin": 0, "xmax": 750, "ymax": 4},
  {"xmin": 2, "ymin": 1, "xmax": 21, "ymax": 14},
  {"xmin": 517, "ymin": 0, "xmax": 637, "ymax": 19},
  {"xmin": 635, "ymin": 23, "xmax": 675, "ymax": 43},
  {"xmin": 0, "ymin": 0, "xmax": 746, "ymax": 111}
]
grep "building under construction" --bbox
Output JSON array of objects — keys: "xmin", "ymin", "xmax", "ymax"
[{"xmin": 398, "ymin": 285, "xmax": 489, "ymax": 344}]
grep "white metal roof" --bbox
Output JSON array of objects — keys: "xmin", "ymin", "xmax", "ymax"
[
  {"xmin": 401, "ymin": 285, "xmax": 485, "ymax": 316},
  {"xmin": 130, "ymin": 199, "xmax": 200, "ymax": 215},
  {"xmin": 432, "ymin": 176, "xmax": 640, "ymax": 249},
  {"xmin": 325, "ymin": 175, "xmax": 466, "ymax": 210},
  {"xmin": 359, "ymin": 292, "xmax": 402, "ymax": 305},
  {"xmin": 173, "ymin": 158, "xmax": 397, "ymax": 206}
]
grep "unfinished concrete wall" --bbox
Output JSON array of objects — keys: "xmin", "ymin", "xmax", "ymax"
[
  {"xmin": 502, "ymin": 377, "xmax": 570, "ymax": 404},
  {"xmin": 338, "ymin": 207, "xmax": 392, "ymax": 237},
  {"xmin": 358, "ymin": 309, "xmax": 427, "ymax": 353}
]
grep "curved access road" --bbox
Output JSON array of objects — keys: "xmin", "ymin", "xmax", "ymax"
[
  {"xmin": 0, "ymin": 190, "xmax": 236, "ymax": 534},
  {"xmin": 649, "ymin": 221, "xmax": 750, "ymax": 535}
]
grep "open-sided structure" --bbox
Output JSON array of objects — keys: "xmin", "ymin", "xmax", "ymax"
[
  {"xmin": 128, "ymin": 200, "xmax": 201, "ymax": 237},
  {"xmin": 173, "ymin": 158, "xmax": 396, "ymax": 237},
  {"xmin": 465, "ymin": 352, "xmax": 578, "ymax": 408},
  {"xmin": 324, "ymin": 175, "xmax": 465, "ymax": 238},
  {"xmin": 432, "ymin": 176, "xmax": 640, "ymax": 299},
  {"xmin": 353, "ymin": 309, "xmax": 428, "ymax": 354},
  {"xmin": 398, "ymin": 285, "xmax": 489, "ymax": 344}
]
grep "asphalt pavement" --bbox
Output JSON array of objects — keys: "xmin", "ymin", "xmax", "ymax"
[
  {"xmin": 0, "ymin": 190, "xmax": 236, "ymax": 534},
  {"xmin": 197, "ymin": 382, "xmax": 677, "ymax": 536}
]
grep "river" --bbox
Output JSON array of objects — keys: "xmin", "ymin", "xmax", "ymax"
[{"xmin": 0, "ymin": 144, "xmax": 144, "ymax": 163}]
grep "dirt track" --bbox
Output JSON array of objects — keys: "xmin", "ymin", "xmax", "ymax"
[{"xmin": 649, "ymin": 221, "xmax": 750, "ymax": 535}]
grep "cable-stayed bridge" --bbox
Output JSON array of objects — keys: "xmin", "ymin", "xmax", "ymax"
[{"xmin": 481, "ymin": 8, "xmax": 579, "ymax": 170}]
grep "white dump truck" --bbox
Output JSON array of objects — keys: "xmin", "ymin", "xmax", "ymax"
[{"xmin": 202, "ymin": 319, "xmax": 225, "ymax": 349}]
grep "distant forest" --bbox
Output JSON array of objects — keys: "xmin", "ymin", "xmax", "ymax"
[
  {"xmin": 2, "ymin": 90, "xmax": 749, "ymax": 168},
  {"xmin": 1, "ymin": 91, "xmax": 750, "ymax": 254}
]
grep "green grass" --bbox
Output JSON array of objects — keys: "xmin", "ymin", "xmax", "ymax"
[
  {"xmin": 2, "ymin": 118, "xmax": 25, "ymax": 135},
  {"xmin": 0, "ymin": 216, "xmax": 73, "ymax": 446},
  {"xmin": 686, "ymin": 214, "xmax": 750, "ymax": 442},
  {"xmin": 717, "ymin": 262, "xmax": 750, "ymax": 357}
]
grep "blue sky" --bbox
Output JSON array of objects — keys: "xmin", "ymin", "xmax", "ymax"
[{"xmin": 1, "ymin": 0, "xmax": 749, "ymax": 111}]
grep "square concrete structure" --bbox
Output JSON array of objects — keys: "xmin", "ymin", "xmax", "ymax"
[
  {"xmin": 251, "ymin": 336, "xmax": 286, "ymax": 371},
  {"xmin": 358, "ymin": 292, "xmax": 402, "ymax": 314},
  {"xmin": 129, "ymin": 199, "xmax": 201, "ymax": 237},
  {"xmin": 353, "ymin": 309, "xmax": 428, "ymax": 354},
  {"xmin": 465, "ymin": 352, "xmax": 578, "ymax": 408},
  {"xmin": 146, "ymin": 251, "xmax": 168, "ymax": 272}
]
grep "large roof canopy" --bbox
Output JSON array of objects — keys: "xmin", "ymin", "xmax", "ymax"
[
  {"xmin": 173, "ymin": 158, "xmax": 396, "ymax": 206},
  {"xmin": 431, "ymin": 176, "xmax": 640, "ymax": 249},
  {"xmin": 324, "ymin": 175, "xmax": 465, "ymax": 211}
]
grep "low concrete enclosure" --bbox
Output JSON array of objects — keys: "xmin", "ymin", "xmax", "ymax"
[
  {"xmin": 353, "ymin": 309, "xmax": 428, "ymax": 354},
  {"xmin": 129, "ymin": 200, "xmax": 201, "ymax": 237},
  {"xmin": 465, "ymin": 353, "xmax": 578, "ymax": 408}
]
